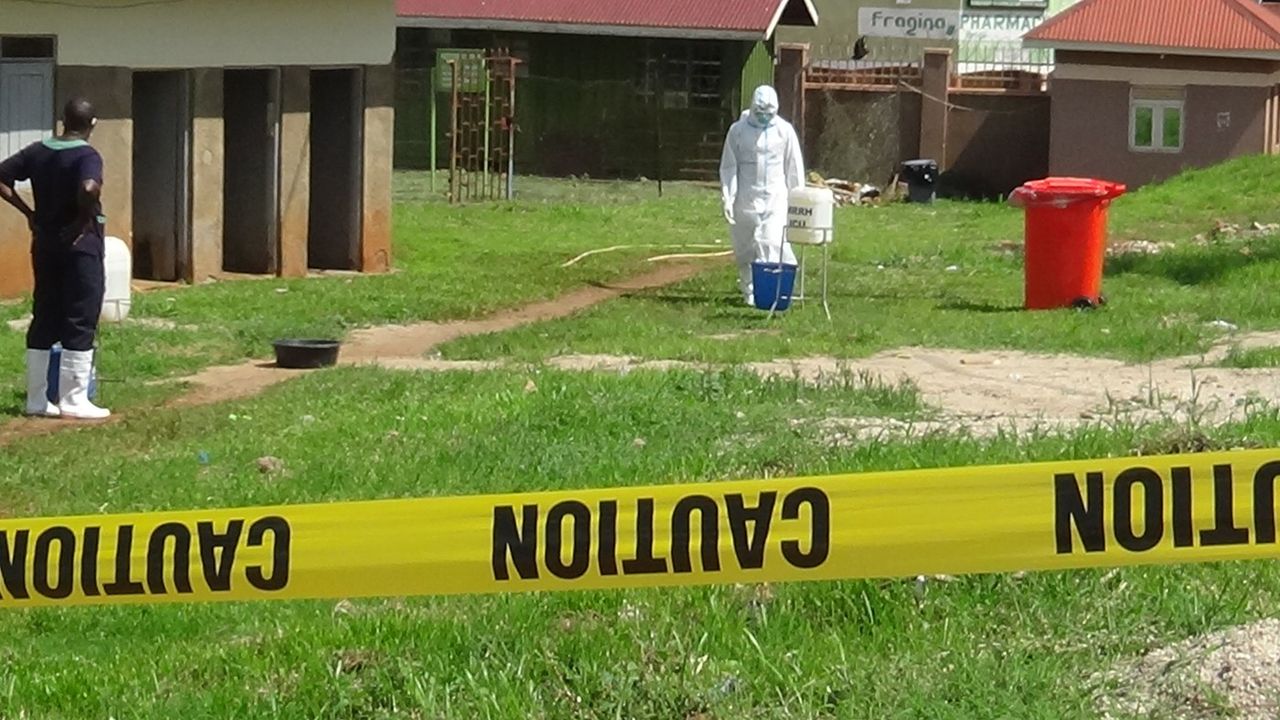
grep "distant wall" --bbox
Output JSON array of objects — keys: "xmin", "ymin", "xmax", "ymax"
[
  {"xmin": 946, "ymin": 92, "xmax": 1049, "ymax": 198},
  {"xmin": 802, "ymin": 51, "xmax": 1049, "ymax": 196},
  {"xmin": 805, "ymin": 89, "xmax": 921, "ymax": 186}
]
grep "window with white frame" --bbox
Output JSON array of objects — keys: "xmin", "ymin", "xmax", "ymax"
[
  {"xmin": 1130, "ymin": 86, "xmax": 1184, "ymax": 153},
  {"xmin": 0, "ymin": 36, "xmax": 56, "ymax": 161}
]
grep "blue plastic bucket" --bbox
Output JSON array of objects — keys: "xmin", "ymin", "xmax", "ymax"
[
  {"xmin": 45, "ymin": 344, "xmax": 97, "ymax": 403},
  {"xmin": 752, "ymin": 261, "xmax": 798, "ymax": 312}
]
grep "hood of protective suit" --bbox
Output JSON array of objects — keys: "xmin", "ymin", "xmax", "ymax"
[{"xmin": 747, "ymin": 86, "xmax": 779, "ymax": 128}]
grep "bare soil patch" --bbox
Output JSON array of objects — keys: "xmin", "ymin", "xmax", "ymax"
[
  {"xmin": 1097, "ymin": 619, "xmax": 1280, "ymax": 720},
  {"xmin": 0, "ymin": 262, "xmax": 713, "ymax": 446}
]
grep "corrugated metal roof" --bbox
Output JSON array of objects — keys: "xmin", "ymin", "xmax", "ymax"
[
  {"xmin": 1025, "ymin": 0, "xmax": 1280, "ymax": 52},
  {"xmin": 396, "ymin": 0, "xmax": 818, "ymax": 40}
]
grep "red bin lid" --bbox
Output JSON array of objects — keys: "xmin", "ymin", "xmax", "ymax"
[{"xmin": 1009, "ymin": 177, "xmax": 1127, "ymax": 207}]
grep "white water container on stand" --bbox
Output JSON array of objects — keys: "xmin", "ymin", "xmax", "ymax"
[
  {"xmin": 783, "ymin": 187, "xmax": 837, "ymax": 320},
  {"xmin": 101, "ymin": 235, "xmax": 131, "ymax": 323},
  {"xmin": 787, "ymin": 187, "xmax": 835, "ymax": 246}
]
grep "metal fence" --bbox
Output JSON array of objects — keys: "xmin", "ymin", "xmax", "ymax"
[
  {"xmin": 806, "ymin": 38, "xmax": 1052, "ymax": 93},
  {"xmin": 954, "ymin": 40, "xmax": 1054, "ymax": 82}
]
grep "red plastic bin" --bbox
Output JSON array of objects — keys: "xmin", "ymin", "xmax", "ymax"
[{"xmin": 1008, "ymin": 177, "xmax": 1127, "ymax": 310}]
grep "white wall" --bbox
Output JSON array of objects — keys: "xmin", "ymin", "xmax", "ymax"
[{"xmin": 1, "ymin": 0, "xmax": 395, "ymax": 68}]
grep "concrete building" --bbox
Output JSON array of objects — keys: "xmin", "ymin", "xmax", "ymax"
[
  {"xmin": 0, "ymin": 0, "xmax": 397, "ymax": 299},
  {"xmin": 775, "ymin": 0, "xmax": 960, "ymax": 64},
  {"xmin": 1025, "ymin": 0, "xmax": 1280, "ymax": 188},
  {"xmin": 395, "ymin": 0, "xmax": 818, "ymax": 181},
  {"xmin": 777, "ymin": 0, "xmax": 1081, "ymax": 66}
]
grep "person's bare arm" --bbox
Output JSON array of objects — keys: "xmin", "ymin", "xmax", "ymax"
[
  {"xmin": 76, "ymin": 179, "xmax": 100, "ymax": 226},
  {"xmin": 0, "ymin": 181, "xmax": 34, "ymax": 229},
  {"xmin": 64, "ymin": 179, "xmax": 101, "ymax": 248},
  {"xmin": 0, "ymin": 147, "xmax": 34, "ymax": 230}
]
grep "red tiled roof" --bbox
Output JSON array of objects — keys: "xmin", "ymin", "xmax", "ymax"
[
  {"xmin": 396, "ymin": 0, "xmax": 819, "ymax": 40},
  {"xmin": 1025, "ymin": 0, "xmax": 1280, "ymax": 53}
]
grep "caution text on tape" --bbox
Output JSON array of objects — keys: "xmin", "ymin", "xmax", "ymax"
[{"xmin": 3, "ymin": 449, "xmax": 1280, "ymax": 609}]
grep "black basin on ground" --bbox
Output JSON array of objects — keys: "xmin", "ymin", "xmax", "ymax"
[{"xmin": 273, "ymin": 339, "xmax": 342, "ymax": 369}]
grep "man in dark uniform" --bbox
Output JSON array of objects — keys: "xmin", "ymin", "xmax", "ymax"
[{"xmin": 0, "ymin": 97, "xmax": 110, "ymax": 420}]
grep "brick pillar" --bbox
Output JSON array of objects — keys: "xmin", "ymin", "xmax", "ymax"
[
  {"xmin": 776, "ymin": 43, "xmax": 809, "ymax": 149},
  {"xmin": 190, "ymin": 69, "xmax": 224, "ymax": 284},
  {"xmin": 361, "ymin": 63, "xmax": 394, "ymax": 274},
  {"xmin": 278, "ymin": 67, "xmax": 311, "ymax": 278},
  {"xmin": 919, "ymin": 49, "xmax": 951, "ymax": 165}
]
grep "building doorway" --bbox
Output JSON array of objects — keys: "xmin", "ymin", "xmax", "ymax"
[
  {"xmin": 308, "ymin": 68, "xmax": 364, "ymax": 270},
  {"xmin": 132, "ymin": 70, "xmax": 192, "ymax": 282},
  {"xmin": 223, "ymin": 68, "xmax": 281, "ymax": 274}
]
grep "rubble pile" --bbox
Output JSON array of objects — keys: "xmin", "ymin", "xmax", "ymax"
[
  {"xmin": 1194, "ymin": 220, "xmax": 1280, "ymax": 244},
  {"xmin": 807, "ymin": 171, "xmax": 883, "ymax": 207}
]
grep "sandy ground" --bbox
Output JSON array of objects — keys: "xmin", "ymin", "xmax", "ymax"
[
  {"xmin": 1097, "ymin": 619, "xmax": 1280, "ymax": 720},
  {"xmin": 377, "ymin": 329, "xmax": 1280, "ymax": 439}
]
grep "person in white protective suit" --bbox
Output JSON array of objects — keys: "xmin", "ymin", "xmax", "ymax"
[{"xmin": 719, "ymin": 85, "xmax": 805, "ymax": 305}]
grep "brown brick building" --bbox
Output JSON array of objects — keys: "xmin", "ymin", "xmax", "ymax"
[{"xmin": 1025, "ymin": 0, "xmax": 1280, "ymax": 189}]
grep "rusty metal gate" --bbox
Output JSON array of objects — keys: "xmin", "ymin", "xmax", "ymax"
[{"xmin": 440, "ymin": 49, "xmax": 519, "ymax": 203}]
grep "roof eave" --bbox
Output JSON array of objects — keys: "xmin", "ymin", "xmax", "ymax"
[
  {"xmin": 765, "ymin": 0, "xmax": 819, "ymax": 40},
  {"xmin": 1226, "ymin": 1, "xmax": 1280, "ymax": 48},
  {"xmin": 1023, "ymin": 37, "xmax": 1280, "ymax": 60},
  {"xmin": 397, "ymin": 16, "xmax": 767, "ymax": 41}
]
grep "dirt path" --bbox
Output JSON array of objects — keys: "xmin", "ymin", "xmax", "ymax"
[
  {"xmin": 0, "ymin": 261, "xmax": 714, "ymax": 446},
  {"xmin": 8, "ymin": 255, "xmax": 1280, "ymax": 446},
  {"xmin": 378, "ymin": 330, "xmax": 1280, "ymax": 438}
]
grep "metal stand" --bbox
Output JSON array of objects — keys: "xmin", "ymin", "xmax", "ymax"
[
  {"xmin": 762, "ymin": 225, "xmax": 834, "ymax": 321},
  {"xmin": 787, "ymin": 227, "xmax": 833, "ymax": 321}
]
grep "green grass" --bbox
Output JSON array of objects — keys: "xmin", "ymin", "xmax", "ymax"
[
  {"xmin": 9, "ymin": 156, "xmax": 1279, "ymax": 415},
  {"xmin": 0, "ymin": 173, "xmax": 721, "ymax": 416},
  {"xmin": 1220, "ymin": 346, "xmax": 1280, "ymax": 369},
  {"xmin": 440, "ymin": 155, "xmax": 1280, "ymax": 365},
  {"xmin": 3, "ymin": 366, "xmax": 1280, "ymax": 717},
  {"xmin": 0, "ymin": 368, "xmax": 928, "ymax": 515},
  {"xmin": 7, "ymin": 159, "xmax": 1280, "ymax": 718},
  {"xmin": 396, "ymin": 170, "xmax": 716, "ymax": 205}
]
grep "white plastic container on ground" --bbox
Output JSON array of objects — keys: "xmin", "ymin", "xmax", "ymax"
[{"xmin": 101, "ymin": 235, "xmax": 131, "ymax": 323}]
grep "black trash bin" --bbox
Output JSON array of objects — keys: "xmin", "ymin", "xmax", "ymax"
[{"xmin": 901, "ymin": 159, "xmax": 939, "ymax": 204}]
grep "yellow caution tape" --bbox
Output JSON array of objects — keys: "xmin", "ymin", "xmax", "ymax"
[{"xmin": 4, "ymin": 448, "xmax": 1280, "ymax": 609}]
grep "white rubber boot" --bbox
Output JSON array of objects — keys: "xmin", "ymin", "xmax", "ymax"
[
  {"xmin": 57, "ymin": 349, "xmax": 109, "ymax": 420},
  {"xmin": 24, "ymin": 349, "xmax": 60, "ymax": 418}
]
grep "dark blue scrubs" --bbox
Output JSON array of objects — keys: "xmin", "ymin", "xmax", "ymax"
[{"xmin": 0, "ymin": 138, "xmax": 106, "ymax": 352}]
